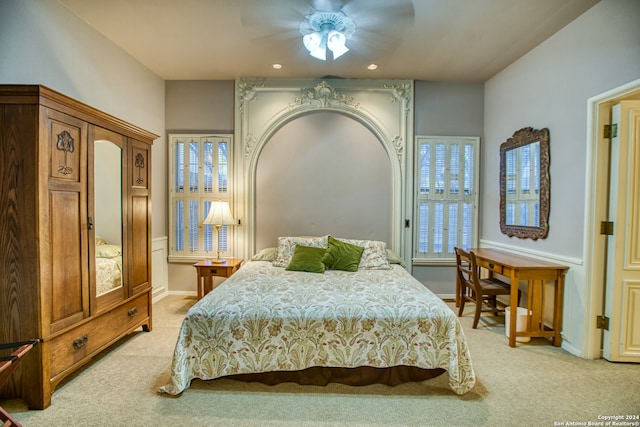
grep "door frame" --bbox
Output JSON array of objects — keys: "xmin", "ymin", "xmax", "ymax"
[{"xmin": 585, "ymin": 78, "xmax": 640, "ymax": 359}]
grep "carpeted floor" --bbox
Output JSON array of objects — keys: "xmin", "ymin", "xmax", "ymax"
[{"xmin": 2, "ymin": 295, "xmax": 639, "ymax": 426}]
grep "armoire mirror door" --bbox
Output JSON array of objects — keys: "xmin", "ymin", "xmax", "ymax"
[{"xmin": 88, "ymin": 125, "xmax": 127, "ymax": 312}]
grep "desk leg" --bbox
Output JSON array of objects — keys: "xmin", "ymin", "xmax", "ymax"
[
  {"xmin": 196, "ymin": 272, "xmax": 203, "ymax": 301},
  {"xmin": 553, "ymin": 273, "xmax": 565, "ymax": 347},
  {"xmin": 509, "ymin": 272, "xmax": 519, "ymax": 347}
]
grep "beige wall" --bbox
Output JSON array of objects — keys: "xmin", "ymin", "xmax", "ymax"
[{"xmin": 0, "ymin": 0, "xmax": 166, "ymax": 239}]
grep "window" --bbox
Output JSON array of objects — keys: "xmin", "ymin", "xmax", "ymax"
[
  {"xmin": 414, "ymin": 136, "xmax": 479, "ymax": 263},
  {"xmin": 168, "ymin": 134, "xmax": 233, "ymax": 261}
]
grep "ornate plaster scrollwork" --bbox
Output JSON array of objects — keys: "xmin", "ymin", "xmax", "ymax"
[
  {"xmin": 291, "ymin": 81, "xmax": 360, "ymax": 109},
  {"xmin": 244, "ymin": 133, "xmax": 256, "ymax": 160},
  {"xmin": 237, "ymin": 81, "xmax": 264, "ymax": 114},
  {"xmin": 384, "ymin": 83, "xmax": 412, "ymax": 109},
  {"xmin": 392, "ymin": 135, "xmax": 404, "ymax": 165}
]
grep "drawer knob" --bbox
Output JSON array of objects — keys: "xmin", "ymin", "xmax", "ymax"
[
  {"xmin": 128, "ymin": 307, "xmax": 138, "ymax": 318},
  {"xmin": 73, "ymin": 334, "xmax": 88, "ymax": 349},
  {"xmin": 489, "ymin": 263, "xmax": 495, "ymax": 269},
  {"xmin": 209, "ymin": 269, "xmax": 217, "ymax": 274}
]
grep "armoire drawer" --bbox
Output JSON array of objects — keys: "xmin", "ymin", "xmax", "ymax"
[{"xmin": 49, "ymin": 293, "xmax": 150, "ymax": 378}]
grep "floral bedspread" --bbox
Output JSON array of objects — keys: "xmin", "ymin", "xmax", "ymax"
[
  {"xmin": 159, "ymin": 261, "xmax": 475, "ymax": 395},
  {"xmin": 95, "ymin": 256, "xmax": 122, "ymax": 294}
]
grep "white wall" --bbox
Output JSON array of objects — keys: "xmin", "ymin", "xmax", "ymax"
[
  {"xmin": 483, "ymin": 0, "xmax": 640, "ymax": 356},
  {"xmin": 0, "ymin": 0, "xmax": 166, "ymax": 239}
]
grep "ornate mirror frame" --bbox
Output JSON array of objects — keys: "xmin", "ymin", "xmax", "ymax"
[{"xmin": 499, "ymin": 127, "xmax": 550, "ymax": 240}]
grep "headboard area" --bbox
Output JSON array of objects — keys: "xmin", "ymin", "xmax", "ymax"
[
  {"xmin": 234, "ymin": 79, "xmax": 414, "ymax": 267},
  {"xmin": 255, "ymin": 111, "xmax": 391, "ymax": 250}
]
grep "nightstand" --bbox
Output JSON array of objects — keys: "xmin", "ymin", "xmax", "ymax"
[{"xmin": 193, "ymin": 258, "xmax": 243, "ymax": 300}]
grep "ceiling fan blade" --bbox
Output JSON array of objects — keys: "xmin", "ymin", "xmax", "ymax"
[{"xmin": 241, "ymin": 0, "xmax": 314, "ymax": 41}]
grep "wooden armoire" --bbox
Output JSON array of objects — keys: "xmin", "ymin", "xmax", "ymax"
[{"xmin": 0, "ymin": 85, "xmax": 157, "ymax": 409}]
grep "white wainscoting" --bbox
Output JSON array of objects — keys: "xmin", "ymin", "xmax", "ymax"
[
  {"xmin": 152, "ymin": 236, "xmax": 169, "ymax": 302},
  {"xmin": 479, "ymin": 240, "xmax": 585, "ymax": 357}
]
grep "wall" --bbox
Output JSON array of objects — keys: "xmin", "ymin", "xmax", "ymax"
[
  {"xmin": 165, "ymin": 80, "xmax": 484, "ymax": 294},
  {"xmin": 0, "ymin": 0, "xmax": 166, "ymax": 239},
  {"xmin": 412, "ymin": 81, "xmax": 485, "ymax": 296},
  {"xmin": 255, "ymin": 112, "xmax": 392, "ymax": 250},
  {"xmin": 483, "ymin": 0, "xmax": 640, "ymax": 356},
  {"xmin": 165, "ymin": 80, "xmax": 235, "ymax": 293}
]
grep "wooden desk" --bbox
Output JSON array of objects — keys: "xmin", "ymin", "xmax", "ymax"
[
  {"xmin": 194, "ymin": 258, "xmax": 243, "ymax": 300},
  {"xmin": 469, "ymin": 248, "xmax": 569, "ymax": 347}
]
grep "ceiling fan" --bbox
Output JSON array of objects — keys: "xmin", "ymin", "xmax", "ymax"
[{"xmin": 240, "ymin": 0, "xmax": 415, "ymax": 62}]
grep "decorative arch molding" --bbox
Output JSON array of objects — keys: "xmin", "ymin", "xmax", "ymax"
[{"xmin": 234, "ymin": 78, "xmax": 414, "ymax": 267}]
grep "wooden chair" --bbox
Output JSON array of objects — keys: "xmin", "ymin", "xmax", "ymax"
[
  {"xmin": 455, "ymin": 247, "xmax": 520, "ymax": 329},
  {"xmin": 0, "ymin": 340, "xmax": 39, "ymax": 427}
]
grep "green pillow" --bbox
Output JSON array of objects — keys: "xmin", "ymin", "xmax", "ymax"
[
  {"xmin": 322, "ymin": 236, "xmax": 364, "ymax": 272},
  {"xmin": 285, "ymin": 245, "xmax": 326, "ymax": 273}
]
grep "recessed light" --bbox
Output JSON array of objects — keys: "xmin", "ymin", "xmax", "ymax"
[
  {"xmin": 367, "ymin": 64, "xmax": 378, "ymax": 70},
  {"xmin": 272, "ymin": 63, "xmax": 283, "ymax": 70}
]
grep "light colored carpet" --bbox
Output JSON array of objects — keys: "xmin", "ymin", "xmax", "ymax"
[{"xmin": 2, "ymin": 295, "xmax": 639, "ymax": 426}]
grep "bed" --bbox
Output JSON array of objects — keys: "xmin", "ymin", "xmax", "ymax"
[
  {"xmin": 95, "ymin": 239, "xmax": 123, "ymax": 295},
  {"xmin": 159, "ymin": 236, "xmax": 475, "ymax": 396}
]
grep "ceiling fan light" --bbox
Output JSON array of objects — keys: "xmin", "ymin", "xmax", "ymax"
[
  {"xmin": 303, "ymin": 32, "xmax": 327, "ymax": 60},
  {"xmin": 327, "ymin": 30, "xmax": 348, "ymax": 59},
  {"xmin": 300, "ymin": 10, "xmax": 355, "ymax": 61}
]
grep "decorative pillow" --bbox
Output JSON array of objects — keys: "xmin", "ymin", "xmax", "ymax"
[
  {"xmin": 272, "ymin": 235, "xmax": 329, "ymax": 267},
  {"xmin": 322, "ymin": 236, "xmax": 364, "ymax": 272},
  {"xmin": 251, "ymin": 247, "xmax": 278, "ymax": 261},
  {"xmin": 334, "ymin": 237, "xmax": 391, "ymax": 270},
  {"xmin": 95, "ymin": 244, "xmax": 121, "ymax": 258},
  {"xmin": 285, "ymin": 245, "xmax": 326, "ymax": 273},
  {"xmin": 95, "ymin": 236, "xmax": 108, "ymax": 246},
  {"xmin": 386, "ymin": 249, "xmax": 406, "ymax": 267}
]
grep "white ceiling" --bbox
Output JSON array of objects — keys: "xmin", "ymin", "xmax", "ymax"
[{"xmin": 58, "ymin": 0, "xmax": 600, "ymax": 82}]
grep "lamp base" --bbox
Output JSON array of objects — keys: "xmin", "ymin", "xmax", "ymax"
[{"xmin": 208, "ymin": 258, "xmax": 226, "ymax": 264}]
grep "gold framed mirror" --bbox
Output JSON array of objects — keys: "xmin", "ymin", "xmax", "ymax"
[{"xmin": 499, "ymin": 127, "xmax": 550, "ymax": 239}]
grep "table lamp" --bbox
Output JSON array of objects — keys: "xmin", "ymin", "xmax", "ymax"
[{"xmin": 203, "ymin": 200, "xmax": 236, "ymax": 263}]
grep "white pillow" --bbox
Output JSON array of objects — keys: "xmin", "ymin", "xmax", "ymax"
[
  {"xmin": 333, "ymin": 237, "xmax": 391, "ymax": 270},
  {"xmin": 95, "ymin": 244, "xmax": 121, "ymax": 258},
  {"xmin": 272, "ymin": 235, "xmax": 329, "ymax": 267},
  {"xmin": 251, "ymin": 247, "xmax": 278, "ymax": 261}
]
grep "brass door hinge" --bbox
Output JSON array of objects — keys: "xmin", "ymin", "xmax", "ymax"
[
  {"xmin": 596, "ymin": 315, "xmax": 610, "ymax": 330},
  {"xmin": 604, "ymin": 124, "xmax": 618, "ymax": 139},
  {"xmin": 600, "ymin": 221, "xmax": 614, "ymax": 235}
]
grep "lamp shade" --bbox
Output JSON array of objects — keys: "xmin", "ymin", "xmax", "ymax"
[{"xmin": 203, "ymin": 201, "xmax": 236, "ymax": 226}]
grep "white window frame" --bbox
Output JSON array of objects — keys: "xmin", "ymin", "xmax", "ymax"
[
  {"xmin": 168, "ymin": 134, "xmax": 234, "ymax": 263},
  {"xmin": 413, "ymin": 136, "xmax": 480, "ymax": 265}
]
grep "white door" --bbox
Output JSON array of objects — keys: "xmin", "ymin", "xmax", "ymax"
[{"xmin": 603, "ymin": 101, "xmax": 640, "ymax": 362}]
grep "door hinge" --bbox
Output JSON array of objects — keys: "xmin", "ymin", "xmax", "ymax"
[
  {"xmin": 596, "ymin": 315, "xmax": 610, "ymax": 330},
  {"xmin": 604, "ymin": 124, "xmax": 618, "ymax": 139},
  {"xmin": 600, "ymin": 221, "xmax": 614, "ymax": 235}
]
